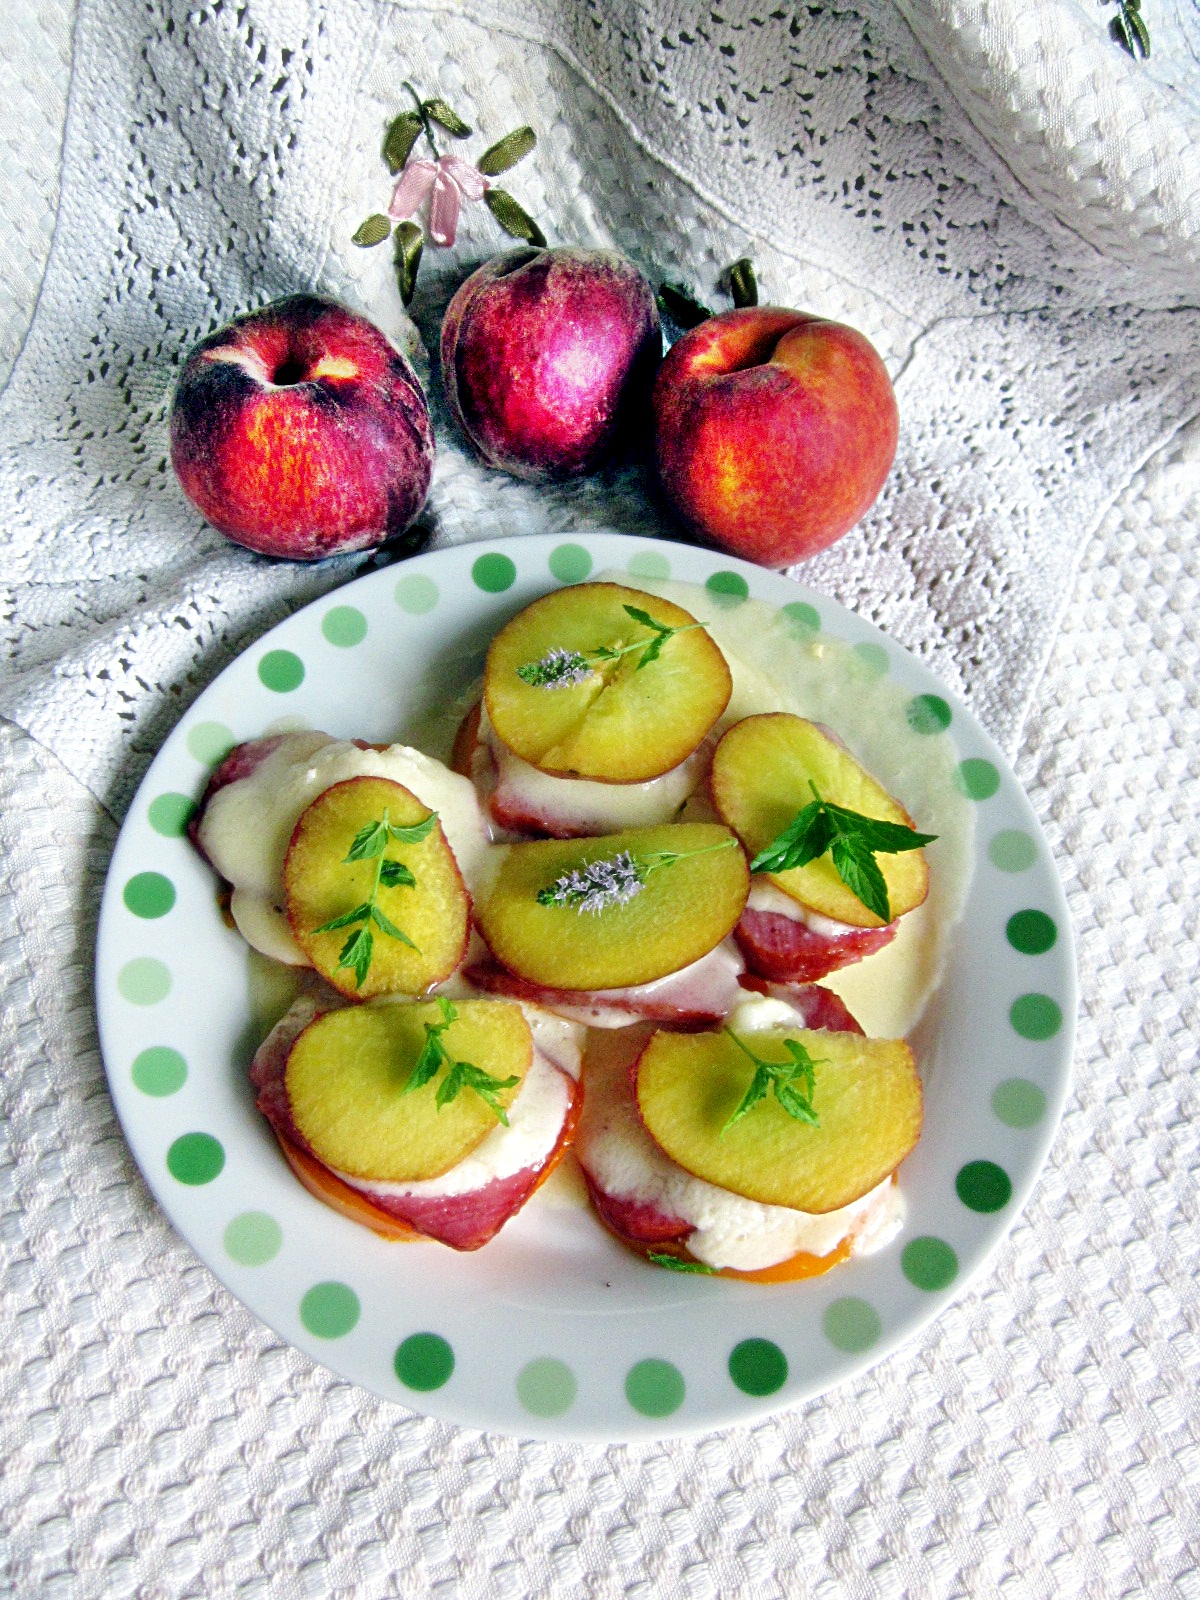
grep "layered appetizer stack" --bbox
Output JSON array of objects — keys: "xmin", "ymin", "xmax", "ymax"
[{"xmin": 191, "ymin": 583, "xmax": 936, "ymax": 1279}]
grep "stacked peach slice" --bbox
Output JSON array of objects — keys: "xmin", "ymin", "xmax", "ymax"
[
  {"xmin": 711, "ymin": 712, "xmax": 930, "ymax": 983},
  {"xmin": 456, "ymin": 582, "xmax": 732, "ymax": 837}
]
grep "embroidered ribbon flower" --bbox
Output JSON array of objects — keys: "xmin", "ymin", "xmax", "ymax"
[{"xmin": 388, "ymin": 155, "xmax": 490, "ymax": 247}]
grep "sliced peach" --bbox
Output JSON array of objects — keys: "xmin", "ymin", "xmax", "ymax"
[
  {"xmin": 710, "ymin": 713, "xmax": 929, "ymax": 929},
  {"xmin": 475, "ymin": 822, "xmax": 748, "ymax": 990},
  {"xmin": 283, "ymin": 776, "xmax": 470, "ymax": 997},
  {"xmin": 483, "ymin": 582, "xmax": 731, "ymax": 782},
  {"xmin": 633, "ymin": 1028, "xmax": 921, "ymax": 1213},
  {"xmin": 284, "ymin": 998, "xmax": 533, "ymax": 1182}
]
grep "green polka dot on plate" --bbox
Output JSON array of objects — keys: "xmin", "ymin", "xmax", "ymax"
[
  {"xmin": 147, "ymin": 793, "xmax": 198, "ymax": 837},
  {"xmin": 131, "ymin": 1046, "xmax": 187, "ymax": 1097},
  {"xmin": 823, "ymin": 1297, "xmax": 882, "ymax": 1354},
  {"xmin": 548, "ymin": 543, "xmax": 592, "ymax": 584},
  {"xmin": 258, "ymin": 649, "xmax": 304, "ymax": 693},
  {"xmin": 117, "ymin": 957, "xmax": 171, "ymax": 1006},
  {"xmin": 627, "ymin": 549, "xmax": 671, "ymax": 581},
  {"xmin": 167, "ymin": 1132, "xmax": 225, "ymax": 1186},
  {"xmin": 956, "ymin": 758, "xmax": 1000, "ymax": 800},
  {"xmin": 989, "ymin": 829, "xmax": 1038, "ymax": 873},
  {"xmin": 300, "ymin": 1281, "xmax": 360, "ymax": 1339},
  {"xmin": 1010, "ymin": 993, "xmax": 1063, "ymax": 1040},
  {"xmin": 321, "ymin": 605, "xmax": 368, "ymax": 648},
  {"xmin": 901, "ymin": 1236, "xmax": 959, "ymax": 1292},
  {"xmin": 472, "ymin": 552, "xmax": 517, "ymax": 593},
  {"xmin": 123, "ymin": 871, "xmax": 176, "ymax": 919},
  {"xmin": 706, "ymin": 570, "xmax": 749, "ymax": 608},
  {"xmin": 395, "ymin": 573, "xmax": 439, "ymax": 614},
  {"xmin": 956, "ymin": 1160, "xmax": 1012, "ymax": 1213},
  {"xmin": 853, "ymin": 643, "xmax": 889, "ymax": 680},
  {"xmin": 395, "ymin": 1332, "xmax": 455, "ymax": 1391},
  {"xmin": 625, "ymin": 1358, "xmax": 685, "ymax": 1418},
  {"xmin": 186, "ymin": 721, "xmax": 235, "ymax": 765},
  {"xmin": 517, "ymin": 1357, "xmax": 577, "ymax": 1417},
  {"xmin": 728, "ymin": 1338, "xmax": 788, "ymax": 1396},
  {"xmin": 224, "ymin": 1211, "xmax": 283, "ymax": 1266},
  {"xmin": 907, "ymin": 694, "xmax": 952, "ymax": 736},
  {"xmin": 1006, "ymin": 909, "xmax": 1057, "ymax": 955},
  {"xmin": 781, "ymin": 601, "xmax": 821, "ymax": 640},
  {"xmin": 992, "ymin": 1077, "xmax": 1047, "ymax": 1129}
]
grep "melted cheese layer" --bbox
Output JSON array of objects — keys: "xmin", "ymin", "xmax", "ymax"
[{"xmin": 198, "ymin": 732, "xmax": 496, "ymax": 965}]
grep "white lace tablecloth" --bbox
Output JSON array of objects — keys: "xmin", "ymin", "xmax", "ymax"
[{"xmin": 3, "ymin": 2, "xmax": 1199, "ymax": 1595}]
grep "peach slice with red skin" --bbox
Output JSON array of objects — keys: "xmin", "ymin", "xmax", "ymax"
[
  {"xmin": 285, "ymin": 999, "xmax": 533, "ymax": 1182},
  {"xmin": 283, "ymin": 775, "xmax": 470, "ymax": 998},
  {"xmin": 250, "ymin": 996, "xmax": 581, "ymax": 1249},
  {"xmin": 633, "ymin": 1028, "xmax": 921, "ymax": 1214},
  {"xmin": 483, "ymin": 582, "xmax": 731, "ymax": 783},
  {"xmin": 475, "ymin": 822, "xmax": 749, "ymax": 991},
  {"xmin": 710, "ymin": 712, "xmax": 929, "ymax": 929}
]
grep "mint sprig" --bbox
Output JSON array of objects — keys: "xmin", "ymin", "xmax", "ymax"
[
  {"xmin": 400, "ymin": 997, "xmax": 521, "ymax": 1124},
  {"xmin": 722, "ymin": 1029, "xmax": 823, "ymax": 1135},
  {"xmin": 646, "ymin": 1251, "xmax": 716, "ymax": 1274},
  {"xmin": 311, "ymin": 807, "xmax": 437, "ymax": 988},
  {"xmin": 749, "ymin": 783, "xmax": 936, "ymax": 923},
  {"xmin": 516, "ymin": 604, "xmax": 707, "ymax": 687}
]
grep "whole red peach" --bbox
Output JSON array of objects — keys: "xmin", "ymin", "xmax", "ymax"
[
  {"xmin": 169, "ymin": 295, "xmax": 434, "ymax": 560},
  {"xmin": 440, "ymin": 247, "xmax": 661, "ymax": 480},
  {"xmin": 652, "ymin": 307, "xmax": 898, "ymax": 566}
]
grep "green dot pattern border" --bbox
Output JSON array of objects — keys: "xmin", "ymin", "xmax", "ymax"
[{"xmin": 102, "ymin": 536, "xmax": 1073, "ymax": 1436}]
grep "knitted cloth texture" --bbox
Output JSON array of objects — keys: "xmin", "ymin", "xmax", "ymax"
[{"xmin": 3, "ymin": 0, "xmax": 1200, "ymax": 1595}]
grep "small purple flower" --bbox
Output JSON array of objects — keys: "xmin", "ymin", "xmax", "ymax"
[
  {"xmin": 516, "ymin": 648, "xmax": 595, "ymax": 689},
  {"xmin": 537, "ymin": 851, "xmax": 646, "ymax": 913}
]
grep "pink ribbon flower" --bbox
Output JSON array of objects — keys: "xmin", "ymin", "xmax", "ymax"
[{"xmin": 388, "ymin": 154, "xmax": 490, "ymax": 247}]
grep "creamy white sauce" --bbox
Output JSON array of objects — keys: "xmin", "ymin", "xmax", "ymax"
[
  {"xmin": 331, "ymin": 1048, "xmax": 572, "ymax": 1200},
  {"xmin": 575, "ymin": 1002, "xmax": 906, "ymax": 1272},
  {"xmin": 516, "ymin": 940, "xmax": 745, "ymax": 1029},
  {"xmin": 199, "ymin": 732, "xmax": 496, "ymax": 965},
  {"xmin": 745, "ymin": 878, "xmax": 856, "ymax": 937},
  {"xmin": 481, "ymin": 705, "xmax": 706, "ymax": 831}
]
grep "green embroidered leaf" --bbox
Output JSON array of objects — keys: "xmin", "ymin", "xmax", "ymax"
[
  {"xmin": 656, "ymin": 282, "xmax": 712, "ymax": 329},
  {"xmin": 477, "ymin": 125, "xmax": 536, "ymax": 176},
  {"xmin": 352, "ymin": 214, "xmax": 392, "ymax": 248},
  {"xmin": 394, "ymin": 221, "xmax": 424, "ymax": 305},
  {"xmin": 727, "ymin": 256, "xmax": 759, "ymax": 308},
  {"xmin": 383, "ymin": 111, "xmax": 423, "ymax": 173},
  {"xmin": 484, "ymin": 189, "xmax": 546, "ymax": 247},
  {"xmin": 422, "ymin": 98, "xmax": 472, "ymax": 137}
]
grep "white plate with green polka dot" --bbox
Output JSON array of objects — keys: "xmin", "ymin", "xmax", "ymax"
[{"xmin": 96, "ymin": 532, "xmax": 1075, "ymax": 1442}]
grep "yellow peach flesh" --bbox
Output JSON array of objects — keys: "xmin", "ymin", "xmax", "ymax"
[
  {"xmin": 710, "ymin": 713, "xmax": 929, "ymax": 928},
  {"xmin": 285, "ymin": 999, "xmax": 532, "ymax": 1181},
  {"xmin": 635, "ymin": 1028, "xmax": 922, "ymax": 1213}
]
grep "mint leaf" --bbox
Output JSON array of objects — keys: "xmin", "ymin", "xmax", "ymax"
[
  {"xmin": 346, "ymin": 819, "xmax": 388, "ymax": 861},
  {"xmin": 379, "ymin": 858, "xmax": 417, "ymax": 889},
  {"xmin": 647, "ymin": 1252, "xmax": 716, "ymax": 1274},
  {"xmin": 369, "ymin": 903, "xmax": 419, "ymax": 947},
  {"xmin": 748, "ymin": 801, "xmax": 829, "ymax": 874},
  {"xmin": 338, "ymin": 926, "xmax": 374, "ymax": 989},
  {"xmin": 721, "ymin": 1029, "xmax": 824, "ymax": 1132},
  {"xmin": 312, "ymin": 902, "xmax": 372, "ymax": 934},
  {"xmin": 388, "ymin": 814, "xmax": 438, "ymax": 844},
  {"xmin": 830, "ymin": 836, "xmax": 891, "ymax": 923},
  {"xmin": 722, "ymin": 1064, "xmax": 771, "ymax": 1133}
]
